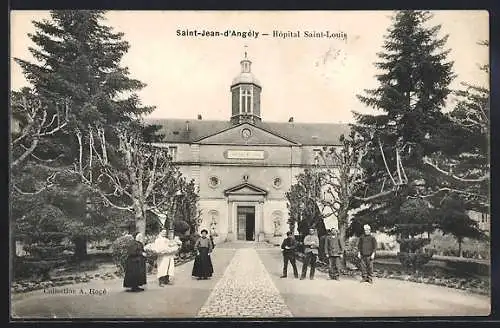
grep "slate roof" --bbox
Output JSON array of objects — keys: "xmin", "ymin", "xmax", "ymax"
[{"xmin": 146, "ymin": 118, "xmax": 351, "ymax": 146}]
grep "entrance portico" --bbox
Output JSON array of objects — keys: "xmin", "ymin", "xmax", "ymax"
[{"xmin": 224, "ymin": 183, "xmax": 267, "ymax": 242}]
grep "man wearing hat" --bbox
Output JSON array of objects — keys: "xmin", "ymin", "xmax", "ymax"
[
  {"xmin": 357, "ymin": 224, "xmax": 377, "ymax": 283},
  {"xmin": 324, "ymin": 228, "xmax": 344, "ymax": 280},
  {"xmin": 280, "ymin": 231, "xmax": 299, "ymax": 278}
]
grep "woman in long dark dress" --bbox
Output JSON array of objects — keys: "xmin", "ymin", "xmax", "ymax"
[
  {"xmin": 123, "ymin": 232, "xmax": 147, "ymax": 292},
  {"xmin": 192, "ymin": 229, "xmax": 214, "ymax": 280}
]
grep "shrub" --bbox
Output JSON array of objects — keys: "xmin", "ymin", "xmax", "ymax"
[
  {"xmin": 397, "ymin": 252, "xmax": 433, "ymax": 272},
  {"xmin": 179, "ymin": 234, "xmax": 197, "ymax": 255},
  {"xmin": 397, "ymin": 238, "xmax": 431, "ymax": 253},
  {"xmin": 174, "ymin": 220, "xmax": 191, "ymax": 235},
  {"xmin": 111, "ymin": 235, "xmax": 134, "ymax": 276},
  {"xmin": 343, "ymin": 238, "xmax": 361, "ymax": 269},
  {"xmin": 144, "ymin": 248, "xmax": 158, "ymax": 274},
  {"xmin": 444, "ymin": 258, "xmax": 490, "ymax": 276},
  {"xmin": 13, "ymin": 256, "xmax": 68, "ymax": 280}
]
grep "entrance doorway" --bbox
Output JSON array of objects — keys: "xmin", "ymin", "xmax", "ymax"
[{"xmin": 236, "ymin": 206, "xmax": 255, "ymax": 241}]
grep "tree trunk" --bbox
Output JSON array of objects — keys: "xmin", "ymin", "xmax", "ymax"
[
  {"xmin": 458, "ymin": 238, "xmax": 463, "ymax": 257},
  {"xmin": 134, "ymin": 205, "xmax": 146, "ymax": 236},
  {"xmin": 73, "ymin": 236, "xmax": 88, "ymax": 262},
  {"xmin": 338, "ymin": 209, "xmax": 348, "ymax": 243},
  {"xmin": 338, "ymin": 211, "xmax": 348, "ymax": 268},
  {"xmin": 136, "ymin": 218, "xmax": 146, "ymax": 237}
]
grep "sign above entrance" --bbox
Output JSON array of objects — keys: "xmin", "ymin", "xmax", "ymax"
[{"xmin": 225, "ymin": 149, "xmax": 266, "ymax": 160}]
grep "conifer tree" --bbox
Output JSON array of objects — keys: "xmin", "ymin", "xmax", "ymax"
[
  {"xmin": 14, "ymin": 10, "xmax": 155, "ymax": 162},
  {"xmin": 424, "ymin": 40, "xmax": 490, "ymax": 214},
  {"xmin": 12, "ymin": 10, "xmax": 157, "ymax": 260},
  {"xmin": 351, "ymin": 10, "xmax": 455, "ymax": 237}
]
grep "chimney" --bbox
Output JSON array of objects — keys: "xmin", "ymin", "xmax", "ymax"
[
  {"xmin": 185, "ymin": 120, "xmax": 190, "ymax": 131},
  {"xmin": 197, "ymin": 114, "xmax": 202, "ymax": 120},
  {"xmin": 288, "ymin": 117, "xmax": 294, "ymax": 123}
]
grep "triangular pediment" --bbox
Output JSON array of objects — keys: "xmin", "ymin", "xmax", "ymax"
[
  {"xmin": 195, "ymin": 123, "xmax": 298, "ymax": 145},
  {"xmin": 224, "ymin": 183, "xmax": 268, "ymax": 196}
]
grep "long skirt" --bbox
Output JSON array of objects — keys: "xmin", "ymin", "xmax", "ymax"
[
  {"xmin": 157, "ymin": 254, "xmax": 175, "ymax": 279},
  {"xmin": 123, "ymin": 255, "xmax": 147, "ymax": 288},
  {"xmin": 192, "ymin": 247, "xmax": 213, "ymax": 278}
]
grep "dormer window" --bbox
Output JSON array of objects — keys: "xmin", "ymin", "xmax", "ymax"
[
  {"xmin": 168, "ymin": 146, "xmax": 177, "ymax": 161},
  {"xmin": 313, "ymin": 149, "xmax": 322, "ymax": 165}
]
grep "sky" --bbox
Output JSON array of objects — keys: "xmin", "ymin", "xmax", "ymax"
[{"xmin": 10, "ymin": 10, "xmax": 489, "ymax": 124}]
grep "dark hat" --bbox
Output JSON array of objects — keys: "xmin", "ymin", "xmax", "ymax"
[{"xmin": 200, "ymin": 229, "xmax": 208, "ymax": 234}]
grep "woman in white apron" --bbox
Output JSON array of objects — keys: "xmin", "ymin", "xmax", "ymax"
[{"xmin": 145, "ymin": 229, "xmax": 180, "ymax": 286}]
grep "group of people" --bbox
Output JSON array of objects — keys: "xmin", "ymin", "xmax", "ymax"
[
  {"xmin": 280, "ymin": 224, "xmax": 377, "ymax": 283},
  {"xmin": 122, "ymin": 224, "xmax": 377, "ymax": 292},
  {"xmin": 122, "ymin": 229, "xmax": 215, "ymax": 292}
]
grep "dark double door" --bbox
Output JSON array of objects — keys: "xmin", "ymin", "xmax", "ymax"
[{"xmin": 237, "ymin": 206, "xmax": 255, "ymax": 241}]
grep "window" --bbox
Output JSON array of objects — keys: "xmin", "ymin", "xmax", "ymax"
[
  {"xmin": 273, "ymin": 177, "xmax": 282, "ymax": 189},
  {"xmin": 209, "ymin": 176, "xmax": 220, "ymax": 188},
  {"xmin": 168, "ymin": 146, "xmax": 177, "ymax": 161},
  {"xmin": 243, "ymin": 62, "xmax": 250, "ymax": 72},
  {"xmin": 240, "ymin": 88, "xmax": 253, "ymax": 114},
  {"xmin": 313, "ymin": 149, "xmax": 321, "ymax": 165}
]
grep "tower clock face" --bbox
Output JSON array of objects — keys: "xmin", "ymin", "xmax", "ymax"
[{"xmin": 241, "ymin": 128, "xmax": 252, "ymax": 140}]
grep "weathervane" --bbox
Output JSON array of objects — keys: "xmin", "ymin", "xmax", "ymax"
[{"xmin": 244, "ymin": 44, "xmax": 248, "ymax": 59}]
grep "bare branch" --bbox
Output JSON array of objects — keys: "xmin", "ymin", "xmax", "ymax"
[
  {"xmin": 89, "ymin": 126, "xmax": 93, "ymax": 183},
  {"xmin": 96, "ymin": 171, "xmax": 133, "ymax": 199},
  {"xmin": 379, "ymin": 138, "xmax": 397, "ymax": 186},
  {"xmin": 97, "ymin": 190, "xmax": 134, "ymax": 212},
  {"xmin": 76, "ymin": 129, "xmax": 83, "ymax": 175},
  {"xmin": 144, "ymin": 149, "xmax": 159, "ymax": 199},
  {"xmin": 21, "ymin": 144, "xmax": 64, "ymax": 163},
  {"xmin": 353, "ymin": 189, "xmax": 395, "ymax": 202},
  {"xmin": 11, "ymin": 169, "xmax": 61, "ymax": 195},
  {"xmin": 11, "ymin": 137, "xmax": 40, "ymax": 169},
  {"xmin": 423, "ymin": 157, "xmax": 490, "ymax": 183},
  {"xmin": 413, "ymin": 187, "xmax": 488, "ymax": 201},
  {"xmin": 12, "ymin": 183, "xmax": 53, "ymax": 195}
]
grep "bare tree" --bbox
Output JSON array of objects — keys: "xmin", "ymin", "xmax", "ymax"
[
  {"xmin": 315, "ymin": 131, "xmax": 368, "ymax": 241},
  {"xmin": 10, "ymin": 93, "xmax": 69, "ymax": 195},
  {"xmin": 70, "ymin": 125, "xmax": 187, "ymax": 235}
]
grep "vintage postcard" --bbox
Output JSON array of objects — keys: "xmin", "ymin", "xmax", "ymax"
[{"xmin": 10, "ymin": 10, "xmax": 490, "ymax": 319}]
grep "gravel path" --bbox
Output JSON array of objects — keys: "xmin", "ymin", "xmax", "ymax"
[{"xmin": 197, "ymin": 248, "xmax": 292, "ymax": 318}]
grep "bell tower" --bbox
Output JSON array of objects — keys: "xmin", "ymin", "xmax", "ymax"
[{"xmin": 230, "ymin": 47, "xmax": 262, "ymax": 125}]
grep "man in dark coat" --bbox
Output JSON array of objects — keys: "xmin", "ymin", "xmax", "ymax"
[
  {"xmin": 123, "ymin": 232, "xmax": 147, "ymax": 292},
  {"xmin": 324, "ymin": 228, "xmax": 345, "ymax": 280},
  {"xmin": 357, "ymin": 224, "xmax": 377, "ymax": 283},
  {"xmin": 280, "ymin": 231, "xmax": 299, "ymax": 278}
]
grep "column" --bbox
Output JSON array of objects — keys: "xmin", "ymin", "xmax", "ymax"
[
  {"xmin": 226, "ymin": 201, "xmax": 235, "ymax": 242},
  {"xmin": 258, "ymin": 201, "xmax": 265, "ymax": 242}
]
